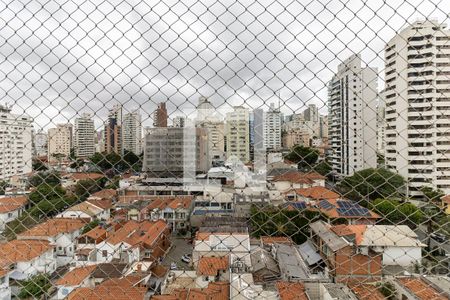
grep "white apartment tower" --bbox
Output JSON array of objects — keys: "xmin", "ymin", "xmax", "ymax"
[
  {"xmin": 123, "ymin": 111, "xmax": 142, "ymax": 155},
  {"xmin": 0, "ymin": 105, "xmax": 32, "ymax": 180},
  {"xmin": 48, "ymin": 124, "xmax": 72, "ymax": 161},
  {"xmin": 328, "ymin": 54, "xmax": 377, "ymax": 178},
  {"xmin": 264, "ymin": 103, "xmax": 282, "ymax": 150},
  {"xmin": 384, "ymin": 20, "xmax": 450, "ymax": 198},
  {"xmin": 74, "ymin": 114, "xmax": 95, "ymax": 158},
  {"xmin": 226, "ymin": 106, "xmax": 250, "ymax": 163}
]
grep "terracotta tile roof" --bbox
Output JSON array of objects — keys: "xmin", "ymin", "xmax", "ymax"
[
  {"xmin": 144, "ymin": 196, "xmax": 193, "ymax": 211},
  {"xmin": 69, "ymin": 173, "xmax": 105, "ymax": 181},
  {"xmin": 398, "ymin": 277, "xmax": 447, "ymax": 300},
  {"xmin": 304, "ymin": 171, "xmax": 326, "ymax": 180},
  {"xmin": 0, "ymin": 240, "xmax": 54, "ymax": 268},
  {"xmin": 289, "ymin": 186, "xmax": 340, "ymax": 200},
  {"xmin": 100, "ymin": 275, "xmax": 144, "ymax": 287},
  {"xmin": 194, "ymin": 232, "xmax": 248, "ymax": 241},
  {"xmin": 0, "ymin": 196, "xmax": 28, "ymax": 213},
  {"xmin": 104, "ymin": 219, "xmax": 168, "ymax": 247},
  {"xmin": 18, "ymin": 218, "xmax": 86, "ymax": 238},
  {"xmin": 197, "ymin": 256, "xmax": 229, "ymax": 276},
  {"xmin": 331, "ymin": 225, "xmax": 367, "ymax": 245},
  {"xmin": 260, "ymin": 236, "xmax": 294, "ymax": 245},
  {"xmin": 90, "ymin": 189, "xmax": 117, "ymax": 199},
  {"xmin": 152, "ymin": 281, "xmax": 229, "ymax": 300},
  {"xmin": 443, "ymin": 195, "xmax": 450, "ymax": 204},
  {"xmin": 66, "ymin": 201, "xmax": 101, "ymax": 217},
  {"xmin": 348, "ymin": 283, "xmax": 386, "ymax": 300},
  {"xmin": 55, "ymin": 265, "xmax": 96, "ymax": 286},
  {"xmin": 272, "ymin": 171, "xmax": 314, "ymax": 184},
  {"xmin": 87, "ymin": 199, "xmax": 113, "ymax": 210},
  {"xmin": 68, "ymin": 285, "xmax": 147, "ymax": 300},
  {"xmin": 79, "ymin": 226, "xmax": 107, "ymax": 240},
  {"xmin": 276, "ymin": 281, "xmax": 308, "ymax": 300}
]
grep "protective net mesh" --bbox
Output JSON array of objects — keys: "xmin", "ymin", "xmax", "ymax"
[{"xmin": 0, "ymin": 0, "xmax": 449, "ymax": 299}]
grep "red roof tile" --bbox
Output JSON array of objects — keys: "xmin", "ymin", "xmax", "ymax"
[
  {"xmin": 56, "ymin": 265, "xmax": 96, "ymax": 286},
  {"xmin": 289, "ymin": 186, "xmax": 340, "ymax": 200},
  {"xmin": 348, "ymin": 283, "xmax": 386, "ymax": 300},
  {"xmin": 260, "ymin": 236, "xmax": 293, "ymax": 245},
  {"xmin": 398, "ymin": 277, "xmax": 447, "ymax": 300},
  {"xmin": 0, "ymin": 240, "xmax": 54, "ymax": 268},
  {"xmin": 19, "ymin": 218, "xmax": 86, "ymax": 238},
  {"xmin": 276, "ymin": 281, "xmax": 308, "ymax": 300},
  {"xmin": 197, "ymin": 256, "xmax": 229, "ymax": 276}
]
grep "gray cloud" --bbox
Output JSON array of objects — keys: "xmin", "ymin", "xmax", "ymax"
[{"xmin": 0, "ymin": 0, "xmax": 448, "ymax": 130}]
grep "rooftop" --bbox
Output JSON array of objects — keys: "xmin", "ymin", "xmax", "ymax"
[
  {"xmin": 18, "ymin": 218, "xmax": 86, "ymax": 238},
  {"xmin": 89, "ymin": 189, "xmax": 117, "ymax": 199},
  {"xmin": 260, "ymin": 236, "xmax": 293, "ymax": 246},
  {"xmin": 288, "ymin": 186, "xmax": 340, "ymax": 200},
  {"xmin": 310, "ymin": 221, "xmax": 349, "ymax": 252},
  {"xmin": 55, "ymin": 265, "xmax": 97, "ymax": 286},
  {"xmin": 104, "ymin": 219, "xmax": 168, "ymax": 247},
  {"xmin": 0, "ymin": 240, "xmax": 53, "ymax": 268},
  {"xmin": 398, "ymin": 277, "xmax": 448, "ymax": 300},
  {"xmin": 0, "ymin": 196, "xmax": 28, "ymax": 213},
  {"xmin": 276, "ymin": 281, "xmax": 308, "ymax": 300},
  {"xmin": 348, "ymin": 283, "xmax": 386, "ymax": 300},
  {"xmin": 197, "ymin": 256, "xmax": 229, "ymax": 276},
  {"xmin": 67, "ymin": 172, "xmax": 105, "ymax": 181},
  {"xmin": 322, "ymin": 283, "xmax": 359, "ymax": 299}
]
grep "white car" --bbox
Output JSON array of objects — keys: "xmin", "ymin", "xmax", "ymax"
[
  {"xmin": 181, "ymin": 254, "xmax": 191, "ymax": 264},
  {"xmin": 170, "ymin": 262, "xmax": 177, "ymax": 270}
]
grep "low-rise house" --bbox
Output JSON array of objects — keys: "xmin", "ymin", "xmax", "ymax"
[
  {"xmin": 394, "ymin": 276, "xmax": 449, "ymax": 300},
  {"xmin": 55, "ymin": 265, "xmax": 97, "ymax": 299},
  {"xmin": 319, "ymin": 283, "xmax": 359, "ymax": 300},
  {"xmin": 61, "ymin": 172, "xmax": 105, "ymax": 188},
  {"xmin": 90, "ymin": 263, "xmax": 128, "ymax": 285},
  {"xmin": 0, "ymin": 240, "xmax": 55, "ymax": 283},
  {"xmin": 88, "ymin": 189, "xmax": 118, "ymax": 202},
  {"xmin": 143, "ymin": 196, "xmax": 194, "ymax": 231},
  {"xmin": 250, "ymin": 247, "xmax": 280, "ymax": 284},
  {"xmin": 192, "ymin": 230, "xmax": 251, "ymax": 267},
  {"xmin": 17, "ymin": 218, "xmax": 86, "ymax": 266},
  {"xmin": 285, "ymin": 186, "xmax": 340, "ymax": 202},
  {"xmin": 269, "ymin": 171, "xmax": 325, "ymax": 193},
  {"xmin": 442, "ymin": 195, "xmax": 450, "ymax": 215},
  {"xmin": 68, "ymin": 275, "xmax": 148, "ymax": 300},
  {"xmin": 57, "ymin": 198, "xmax": 112, "ymax": 221},
  {"xmin": 0, "ymin": 270, "xmax": 10, "ymax": 300},
  {"xmin": 0, "ymin": 196, "xmax": 28, "ymax": 232},
  {"xmin": 347, "ymin": 283, "xmax": 387, "ymax": 300},
  {"xmin": 154, "ymin": 281, "xmax": 230, "ymax": 300},
  {"xmin": 311, "ymin": 199, "xmax": 380, "ymax": 225},
  {"xmin": 75, "ymin": 225, "xmax": 108, "ymax": 264},
  {"xmin": 196, "ymin": 256, "xmax": 229, "ymax": 283},
  {"xmin": 95, "ymin": 220, "xmax": 170, "ymax": 264},
  {"xmin": 310, "ymin": 220, "xmax": 382, "ymax": 282}
]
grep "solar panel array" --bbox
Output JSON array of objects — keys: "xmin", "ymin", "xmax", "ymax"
[
  {"xmin": 318, "ymin": 200, "xmax": 335, "ymax": 210},
  {"xmin": 336, "ymin": 201, "xmax": 371, "ymax": 217}
]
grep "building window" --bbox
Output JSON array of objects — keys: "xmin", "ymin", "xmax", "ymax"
[{"xmin": 102, "ymin": 250, "xmax": 107, "ymax": 257}]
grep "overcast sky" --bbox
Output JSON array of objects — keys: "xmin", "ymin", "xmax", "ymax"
[{"xmin": 0, "ymin": 0, "xmax": 448, "ymax": 130}]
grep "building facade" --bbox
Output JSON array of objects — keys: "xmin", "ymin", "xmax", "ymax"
[
  {"xmin": 328, "ymin": 54, "xmax": 378, "ymax": 178},
  {"xmin": 153, "ymin": 102, "xmax": 168, "ymax": 128},
  {"xmin": 226, "ymin": 106, "xmax": 250, "ymax": 163},
  {"xmin": 383, "ymin": 20, "xmax": 450, "ymax": 198},
  {"xmin": 48, "ymin": 124, "xmax": 72, "ymax": 162},
  {"xmin": 0, "ymin": 105, "xmax": 32, "ymax": 180},
  {"xmin": 104, "ymin": 105, "xmax": 122, "ymax": 154},
  {"xmin": 74, "ymin": 114, "xmax": 95, "ymax": 158},
  {"xmin": 123, "ymin": 111, "xmax": 142, "ymax": 155},
  {"xmin": 32, "ymin": 129, "xmax": 48, "ymax": 157},
  {"xmin": 264, "ymin": 103, "xmax": 282, "ymax": 150}
]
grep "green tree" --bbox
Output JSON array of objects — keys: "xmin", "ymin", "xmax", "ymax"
[
  {"xmin": 338, "ymin": 168, "xmax": 405, "ymax": 201},
  {"xmin": 313, "ymin": 160, "xmax": 332, "ymax": 176},
  {"xmin": 28, "ymin": 184, "xmax": 65, "ymax": 205},
  {"xmin": 421, "ymin": 186, "xmax": 444, "ymax": 203},
  {"xmin": 32, "ymin": 159, "xmax": 48, "ymax": 171},
  {"xmin": 284, "ymin": 145, "xmax": 319, "ymax": 170},
  {"xmin": 18, "ymin": 274, "xmax": 51, "ymax": 299},
  {"xmin": 0, "ymin": 181, "xmax": 7, "ymax": 195},
  {"xmin": 70, "ymin": 158, "xmax": 85, "ymax": 170},
  {"xmin": 74, "ymin": 179, "xmax": 104, "ymax": 198},
  {"xmin": 29, "ymin": 171, "xmax": 61, "ymax": 187},
  {"xmin": 370, "ymin": 199, "xmax": 423, "ymax": 226}
]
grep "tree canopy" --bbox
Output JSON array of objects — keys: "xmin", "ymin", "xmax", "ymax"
[
  {"xmin": 369, "ymin": 198, "xmax": 423, "ymax": 226},
  {"xmin": 338, "ymin": 168, "xmax": 405, "ymax": 201},
  {"xmin": 284, "ymin": 145, "xmax": 319, "ymax": 169}
]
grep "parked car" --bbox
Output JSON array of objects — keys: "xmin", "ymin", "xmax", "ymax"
[
  {"xmin": 181, "ymin": 254, "xmax": 191, "ymax": 264},
  {"xmin": 431, "ymin": 233, "xmax": 447, "ymax": 243},
  {"xmin": 170, "ymin": 262, "xmax": 177, "ymax": 270}
]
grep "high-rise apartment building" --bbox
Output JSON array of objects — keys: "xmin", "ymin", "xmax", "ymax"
[
  {"xmin": 104, "ymin": 105, "xmax": 122, "ymax": 154},
  {"xmin": 173, "ymin": 116, "xmax": 185, "ymax": 128},
  {"xmin": 123, "ymin": 111, "xmax": 142, "ymax": 155},
  {"xmin": 225, "ymin": 106, "xmax": 250, "ymax": 163},
  {"xmin": 32, "ymin": 129, "xmax": 48, "ymax": 157},
  {"xmin": 74, "ymin": 114, "xmax": 95, "ymax": 158},
  {"xmin": 328, "ymin": 54, "xmax": 377, "ymax": 178},
  {"xmin": 384, "ymin": 20, "xmax": 450, "ymax": 198},
  {"xmin": 0, "ymin": 105, "xmax": 32, "ymax": 180},
  {"xmin": 48, "ymin": 124, "xmax": 72, "ymax": 161},
  {"xmin": 196, "ymin": 96, "xmax": 214, "ymax": 123},
  {"xmin": 153, "ymin": 102, "xmax": 168, "ymax": 127},
  {"xmin": 264, "ymin": 103, "xmax": 282, "ymax": 150},
  {"xmin": 143, "ymin": 127, "xmax": 209, "ymax": 177}
]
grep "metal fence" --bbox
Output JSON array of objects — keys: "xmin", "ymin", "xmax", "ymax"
[{"xmin": 0, "ymin": 0, "xmax": 449, "ymax": 299}]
